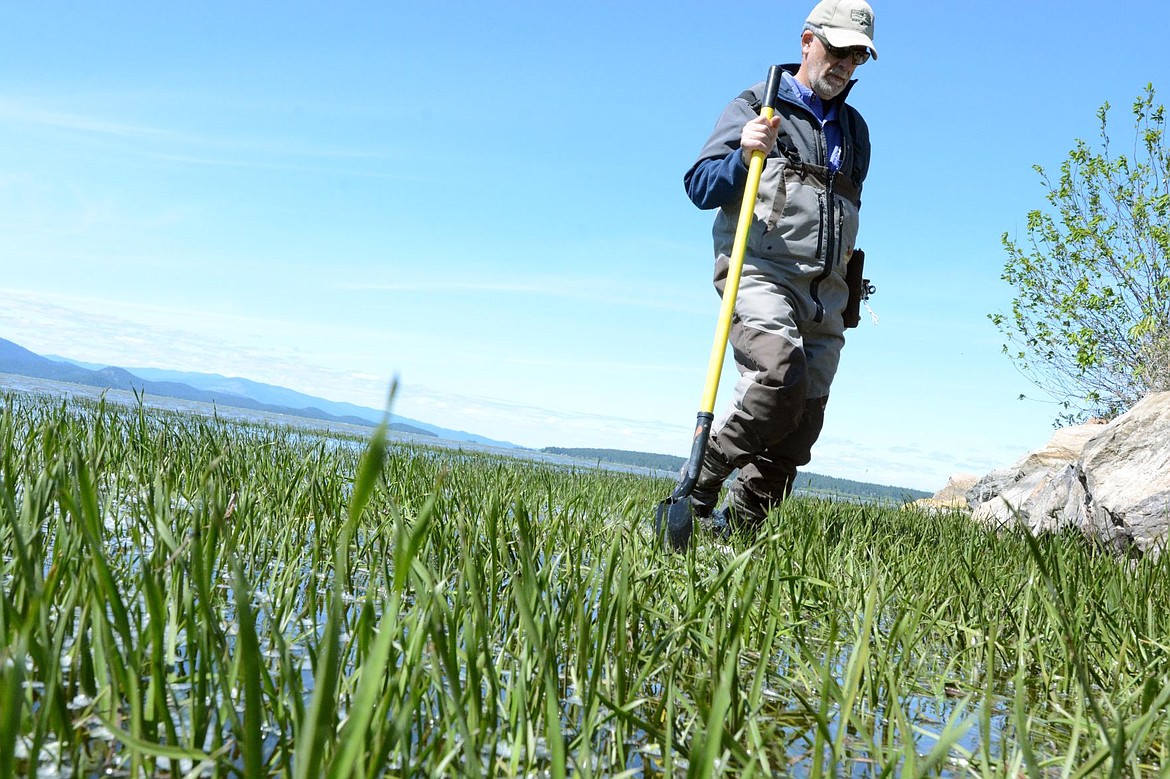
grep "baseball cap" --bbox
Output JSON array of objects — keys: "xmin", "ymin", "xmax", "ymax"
[{"xmin": 806, "ymin": 0, "xmax": 877, "ymax": 59}]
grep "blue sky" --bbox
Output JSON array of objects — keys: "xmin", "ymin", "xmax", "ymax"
[{"xmin": 1, "ymin": 2, "xmax": 1166, "ymax": 492}]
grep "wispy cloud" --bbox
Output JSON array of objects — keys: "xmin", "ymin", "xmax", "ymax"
[
  {"xmin": 333, "ymin": 278, "xmax": 706, "ymax": 312},
  {"xmin": 0, "ymin": 96, "xmax": 398, "ymax": 167},
  {"xmin": 0, "ymin": 99, "xmax": 172, "ymax": 139}
]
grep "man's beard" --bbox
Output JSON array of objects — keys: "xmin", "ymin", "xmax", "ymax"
[{"xmin": 810, "ymin": 70, "xmax": 848, "ymax": 100}]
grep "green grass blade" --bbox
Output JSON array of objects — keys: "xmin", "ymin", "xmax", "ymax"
[
  {"xmin": 0, "ymin": 642, "xmax": 25, "ymax": 779},
  {"xmin": 230, "ymin": 553, "xmax": 266, "ymax": 779}
]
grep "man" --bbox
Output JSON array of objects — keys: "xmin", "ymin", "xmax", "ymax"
[{"xmin": 682, "ymin": 0, "xmax": 877, "ymax": 535}]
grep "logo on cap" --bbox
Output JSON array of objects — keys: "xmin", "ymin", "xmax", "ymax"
[{"xmin": 850, "ymin": 8, "xmax": 872, "ymax": 27}]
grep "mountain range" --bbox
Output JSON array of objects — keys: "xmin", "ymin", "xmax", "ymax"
[
  {"xmin": 0, "ymin": 336, "xmax": 931, "ymax": 499},
  {"xmin": 0, "ymin": 337, "xmax": 515, "ymax": 447}
]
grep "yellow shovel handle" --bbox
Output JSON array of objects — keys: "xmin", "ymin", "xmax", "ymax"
[{"xmin": 698, "ymin": 65, "xmax": 782, "ymax": 414}]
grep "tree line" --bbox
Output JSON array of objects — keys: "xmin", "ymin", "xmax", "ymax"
[{"xmin": 540, "ymin": 447, "xmax": 931, "ymax": 501}]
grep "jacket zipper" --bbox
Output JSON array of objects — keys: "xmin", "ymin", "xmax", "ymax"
[{"xmin": 810, "ymin": 171, "xmax": 835, "ymax": 323}]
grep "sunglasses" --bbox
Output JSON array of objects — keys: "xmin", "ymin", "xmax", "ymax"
[{"xmin": 815, "ymin": 33, "xmax": 871, "ymax": 65}]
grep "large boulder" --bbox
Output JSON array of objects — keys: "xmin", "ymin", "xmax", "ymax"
[
  {"xmin": 968, "ymin": 392, "xmax": 1170, "ymax": 556},
  {"xmin": 1078, "ymin": 393, "xmax": 1170, "ymax": 553}
]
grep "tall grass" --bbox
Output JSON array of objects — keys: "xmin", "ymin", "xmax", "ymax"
[{"xmin": 1, "ymin": 390, "xmax": 1167, "ymax": 777}]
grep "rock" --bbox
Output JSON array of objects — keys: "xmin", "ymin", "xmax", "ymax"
[
  {"xmin": 966, "ymin": 466, "xmax": 1023, "ymax": 509},
  {"xmin": 1078, "ymin": 392, "xmax": 1170, "ymax": 554},
  {"xmin": 969, "ymin": 392, "xmax": 1170, "ymax": 556},
  {"xmin": 914, "ymin": 473, "xmax": 977, "ymax": 512},
  {"xmin": 1019, "ymin": 423, "xmax": 1109, "ymax": 468},
  {"xmin": 971, "ymin": 463, "xmax": 1087, "ymax": 534},
  {"xmin": 935, "ymin": 473, "xmax": 979, "ymax": 501},
  {"xmin": 966, "ymin": 422, "xmax": 1105, "ymax": 508}
]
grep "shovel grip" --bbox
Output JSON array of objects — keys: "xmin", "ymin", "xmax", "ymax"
[{"xmin": 762, "ymin": 64, "xmax": 783, "ymax": 111}]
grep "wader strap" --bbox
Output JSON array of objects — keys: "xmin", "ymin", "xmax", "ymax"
[
  {"xmin": 739, "ymin": 88, "xmax": 803, "ymax": 166},
  {"xmin": 833, "ymin": 172, "xmax": 861, "ymax": 206}
]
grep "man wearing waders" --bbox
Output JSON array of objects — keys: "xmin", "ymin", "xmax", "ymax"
[{"xmin": 682, "ymin": 0, "xmax": 877, "ymax": 536}]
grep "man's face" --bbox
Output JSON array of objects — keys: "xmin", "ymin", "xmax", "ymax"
[{"xmin": 800, "ymin": 29, "xmax": 860, "ymax": 100}]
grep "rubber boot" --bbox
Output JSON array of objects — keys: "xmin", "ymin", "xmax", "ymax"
[
  {"xmin": 709, "ymin": 487, "xmax": 770, "ymax": 541},
  {"xmin": 689, "ymin": 445, "xmax": 734, "ymax": 518}
]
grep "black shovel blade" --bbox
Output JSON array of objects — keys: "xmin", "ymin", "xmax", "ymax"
[
  {"xmin": 654, "ymin": 412, "xmax": 712, "ymax": 553},
  {"xmin": 655, "ymin": 496, "xmax": 695, "ymax": 552}
]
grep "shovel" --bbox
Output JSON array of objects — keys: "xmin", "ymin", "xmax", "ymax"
[{"xmin": 655, "ymin": 64, "xmax": 784, "ymax": 551}]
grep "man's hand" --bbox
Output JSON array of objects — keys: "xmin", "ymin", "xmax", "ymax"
[{"xmin": 739, "ymin": 114, "xmax": 781, "ymax": 166}]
